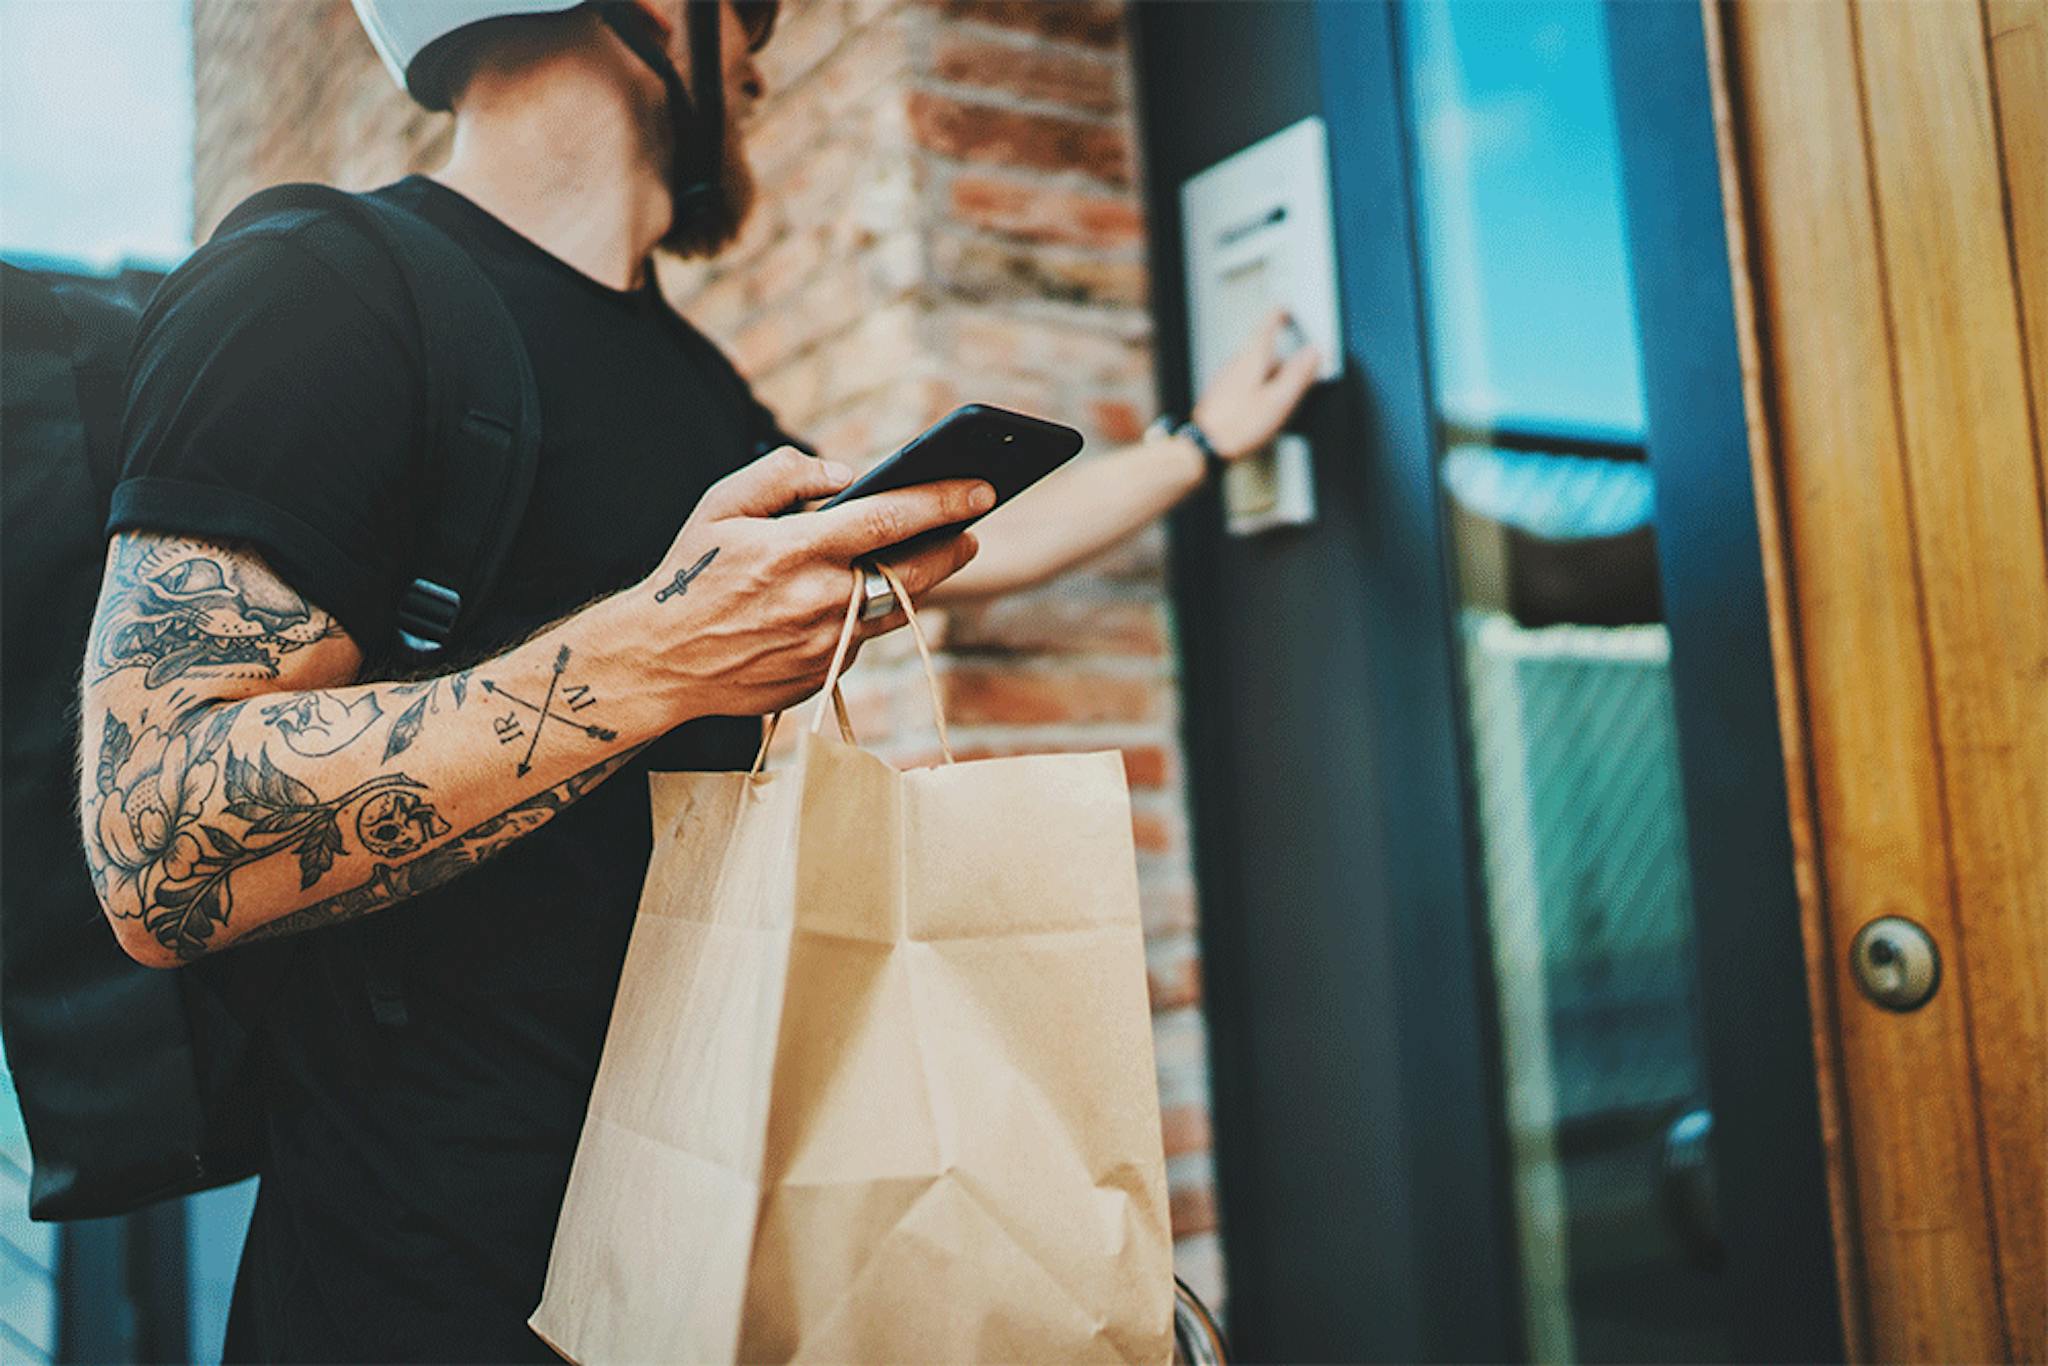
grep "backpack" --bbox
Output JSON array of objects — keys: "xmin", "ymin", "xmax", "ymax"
[{"xmin": 0, "ymin": 183, "xmax": 541, "ymax": 1221}]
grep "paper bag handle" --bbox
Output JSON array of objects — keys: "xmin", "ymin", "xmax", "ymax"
[
  {"xmin": 751, "ymin": 685, "xmax": 854, "ymax": 776},
  {"xmin": 873, "ymin": 561, "xmax": 955, "ymax": 765},
  {"xmin": 751, "ymin": 572, "xmax": 862, "ymax": 775},
  {"xmin": 754, "ymin": 562, "xmax": 957, "ymax": 774}
]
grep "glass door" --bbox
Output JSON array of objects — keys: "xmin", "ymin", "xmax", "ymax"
[{"xmin": 1396, "ymin": 4, "xmax": 1722, "ymax": 1359}]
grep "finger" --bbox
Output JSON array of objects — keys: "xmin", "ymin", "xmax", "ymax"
[
  {"xmin": 806, "ymin": 479, "xmax": 995, "ymax": 559},
  {"xmin": 1267, "ymin": 343, "xmax": 1322, "ymax": 408},
  {"xmin": 880, "ymin": 528, "xmax": 980, "ymax": 603},
  {"xmin": 1248, "ymin": 308, "xmax": 1297, "ymax": 367},
  {"xmin": 850, "ymin": 530, "xmax": 980, "ymax": 638},
  {"xmin": 699, "ymin": 446, "xmax": 854, "ymax": 520}
]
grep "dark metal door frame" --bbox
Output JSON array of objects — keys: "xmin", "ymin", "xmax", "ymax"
[
  {"xmin": 1134, "ymin": 1, "xmax": 1843, "ymax": 1359},
  {"xmin": 1600, "ymin": 5, "xmax": 1841, "ymax": 1358},
  {"xmin": 1134, "ymin": 3, "xmax": 1518, "ymax": 1358}
]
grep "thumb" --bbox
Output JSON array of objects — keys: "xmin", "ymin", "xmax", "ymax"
[{"xmin": 700, "ymin": 446, "xmax": 853, "ymax": 519}]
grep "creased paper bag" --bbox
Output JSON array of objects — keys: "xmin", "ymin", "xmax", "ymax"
[{"xmin": 532, "ymin": 572, "xmax": 1174, "ymax": 1364}]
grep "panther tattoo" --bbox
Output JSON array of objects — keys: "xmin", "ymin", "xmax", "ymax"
[{"xmin": 95, "ymin": 538, "xmax": 338, "ymax": 688}]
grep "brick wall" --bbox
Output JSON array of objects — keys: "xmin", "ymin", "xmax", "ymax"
[{"xmin": 191, "ymin": 0, "xmax": 1223, "ymax": 1310}]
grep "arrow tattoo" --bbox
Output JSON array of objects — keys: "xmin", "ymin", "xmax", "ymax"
[
  {"xmin": 654, "ymin": 547, "xmax": 719, "ymax": 603},
  {"xmin": 516, "ymin": 647, "xmax": 568, "ymax": 777},
  {"xmin": 480, "ymin": 679, "xmax": 620, "ymax": 743}
]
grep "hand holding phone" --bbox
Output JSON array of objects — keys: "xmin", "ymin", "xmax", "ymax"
[{"xmin": 818, "ymin": 405, "xmax": 1085, "ymax": 546}]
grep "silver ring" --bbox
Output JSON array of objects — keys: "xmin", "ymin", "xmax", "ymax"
[{"xmin": 858, "ymin": 564, "xmax": 897, "ymax": 622}]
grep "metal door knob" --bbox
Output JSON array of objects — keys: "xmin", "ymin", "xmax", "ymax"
[{"xmin": 1849, "ymin": 916, "xmax": 1941, "ymax": 1012}]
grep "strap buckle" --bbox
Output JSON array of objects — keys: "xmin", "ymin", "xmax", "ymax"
[{"xmin": 395, "ymin": 577, "xmax": 461, "ymax": 654}]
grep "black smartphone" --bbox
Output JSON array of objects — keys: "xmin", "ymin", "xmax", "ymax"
[{"xmin": 817, "ymin": 405, "xmax": 1084, "ymax": 538}]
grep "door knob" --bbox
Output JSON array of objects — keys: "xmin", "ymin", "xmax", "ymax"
[{"xmin": 1849, "ymin": 916, "xmax": 1941, "ymax": 1012}]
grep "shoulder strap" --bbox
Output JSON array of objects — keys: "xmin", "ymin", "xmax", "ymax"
[
  {"xmin": 2, "ymin": 262, "xmax": 142, "ymax": 508},
  {"xmin": 54, "ymin": 280, "xmax": 142, "ymax": 506},
  {"xmin": 211, "ymin": 184, "xmax": 541, "ymax": 656}
]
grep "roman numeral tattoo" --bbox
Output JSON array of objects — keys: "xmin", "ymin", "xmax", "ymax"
[{"xmin": 480, "ymin": 646, "xmax": 616, "ymax": 776}]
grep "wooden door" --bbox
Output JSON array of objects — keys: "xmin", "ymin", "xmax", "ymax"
[{"xmin": 1705, "ymin": 0, "xmax": 2047, "ymax": 1358}]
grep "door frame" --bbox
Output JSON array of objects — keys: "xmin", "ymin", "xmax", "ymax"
[{"xmin": 1135, "ymin": 1, "xmax": 1844, "ymax": 1358}]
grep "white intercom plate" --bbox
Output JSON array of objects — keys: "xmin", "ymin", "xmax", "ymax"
[{"xmin": 1181, "ymin": 115, "xmax": 1342, "ymax": 536}]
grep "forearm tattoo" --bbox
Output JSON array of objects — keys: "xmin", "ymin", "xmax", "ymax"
[
  {"xmin": 91, "ymin": 536, "xmax": 339, "ymax": 686},
  {"xmin": 236, "ymin": 747, "xmax": 641, "ymax": 948},
  {"xmin": 88, "ymin": 699, "xmax": 450, "ymax": 960},
  {"xmin": 481, "ymin": 645, "xmax": 617, "ymax": 776},
  {"xmin": 82, "ymin": 535, "xmax": 637, "ymax": 959}
]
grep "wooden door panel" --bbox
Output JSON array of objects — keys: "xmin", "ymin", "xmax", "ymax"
[
  {"xmin": 1715, "ymin": 0, "xmax": 2048, "ymax": 1357},
  {"xmin": 1986, "ymin": 0, "xmax": 2048, "ymax": 500},
  {"xmin": 1855, "ymin": 3, "xmax": 2048, "ymax": 1354}
]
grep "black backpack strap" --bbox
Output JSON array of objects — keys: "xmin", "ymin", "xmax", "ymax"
[
  {"xmin": 52, "ymin": 280, "xmax": 142, "ymax": 506},
  {"xmin": 211, "ymin": 184, "xmax": 541, "ymax": 656},
  {"xmin": 208, "ymin": 185, "xmax": 543, "ymax": 1034}
]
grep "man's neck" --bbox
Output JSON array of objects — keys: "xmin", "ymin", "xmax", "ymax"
[{"xmin": 433, "ymin": 64, "xmax": 669, "ymax": 292}]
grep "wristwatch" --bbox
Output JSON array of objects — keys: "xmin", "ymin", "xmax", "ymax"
[{"xmin": 1145, "ymin": 413, "xmax": 1226, "ymax": 482}]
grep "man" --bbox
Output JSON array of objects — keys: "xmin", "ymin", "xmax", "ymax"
[{"xmin": 78, "ymin": 0, "xmax": 1317, "ymax": 1357}]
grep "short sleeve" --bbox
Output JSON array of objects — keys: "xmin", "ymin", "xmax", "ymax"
[{"xmin": 109, "ymin": 229, "xmax": 423, "ymax": 652}]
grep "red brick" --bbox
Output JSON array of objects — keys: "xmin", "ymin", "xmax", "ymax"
[
  {"xmin": 815, "ymin": 303, "xmax": 922, "ymax": 410},
  {"xmin": 934, "ymin": 233, "xmax": 1148, "ymax": 307},
  {"xmin": 1169, "ymin": 1182, "xmax": 1219, "ymax": 1237},
  {"xmin": 907, "ymin": 91, "xmax": 1130, "ymax": 184},
  {"xmin": 732, "ymin": 256, "xmax": 867, "ymax": 372},
  {"xmin": 1088, "ymin": 398, "xmax": 1146, "ymax": 444},
  {"xmin": 948, "ymin": 173, "xmax": 1144, "ymax": 248},
  {"xmin": 931, "ymin": 0, "xmax": 1126, "ymax": 50},
  {"xmin": 1147, "ymin": 948, "xmax": 1201, "ymax": 1010},
  {"xmin": 946, "ymin": 311, "xmax": 1148, "ymax": 386},
  {"xmin": 805, "ymin": 409, "xmax": 880, "ymax": 466},
  {"xmin": 1080, "ymin": 522, "xmax": 1169, "ymax": 582},
  {"xmin": 1160, "ymin": 1104, "xmax": 1213, "ymax": 1158},
  {"xmin": 755, "ymin": 0, "xmax": 853, "ymax": 95},
  {"xmin": 678, "ymin": 265, "xmax": 756, "ymax": 339},
  {"xmin": 932, "ymin": 33, "xmax": 1120, "ymax": 115},
  {"xmin": 944, "ymin": 594, "xmax": 1167, "ymax": 657},
  {"xmin": 749, "ymin": 224, "xmax": 832, "ymax": 312},
  {"xmin": 1132, "ymin": 807, "xmax": 1178, "ymax": 856},
  {"xmin": 1121, "ymin": 744, "xmax": 1172, "ymax": 790},
  {"xmin": 939, "ymin": 667, "xmax": 1163, "ymax": 725}
]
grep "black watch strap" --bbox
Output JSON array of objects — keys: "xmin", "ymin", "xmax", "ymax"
[{"xmin": 1176, "ymin": 419, "xmax": 1226, "ymax": 479}]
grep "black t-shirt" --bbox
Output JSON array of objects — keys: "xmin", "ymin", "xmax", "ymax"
[{"xmin": 111, "ymin": 177, "xmax": 790, "ymax": 1362}]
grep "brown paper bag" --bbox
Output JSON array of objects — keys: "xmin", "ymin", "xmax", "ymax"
[{"xmin": 531, "ymin": 568, "xmax": 1174, "ymax": 1364}]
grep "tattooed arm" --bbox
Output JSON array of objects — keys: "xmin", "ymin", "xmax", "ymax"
[
  {"xmin": 79, "ymin": 450, "xmax": 990, "ymax": 967},
  {"xmin": 78, "ymin": 533, "xmax": 682, "ymax": 965}
]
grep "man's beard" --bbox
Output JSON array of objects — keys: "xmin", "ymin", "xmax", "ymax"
[{"xmin": 660, "ymin": 117, "xmax": 756, "ymax": 259}]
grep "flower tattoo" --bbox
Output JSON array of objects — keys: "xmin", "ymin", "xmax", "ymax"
[
  {"xmin": 94, "ymin": 719, "xmax": 220, "ymax": 918},
  {"xmin": 88, "ymin": 703, "xmax": 450, "ymax": 959}
]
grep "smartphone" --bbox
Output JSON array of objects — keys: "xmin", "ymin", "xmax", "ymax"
[{"xmin": 817, "ymin": 405, "xmax": 1084, "ymax": 540}]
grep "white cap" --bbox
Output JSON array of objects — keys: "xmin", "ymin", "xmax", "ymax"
[{"xmin": 350, "ymin": 0, "xmax": 587, "ymax": 109}]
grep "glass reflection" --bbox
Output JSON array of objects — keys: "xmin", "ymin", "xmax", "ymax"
[{"xmin": 1399, "ymin": 3, "xmax": 1726, "ymax": 1361}]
